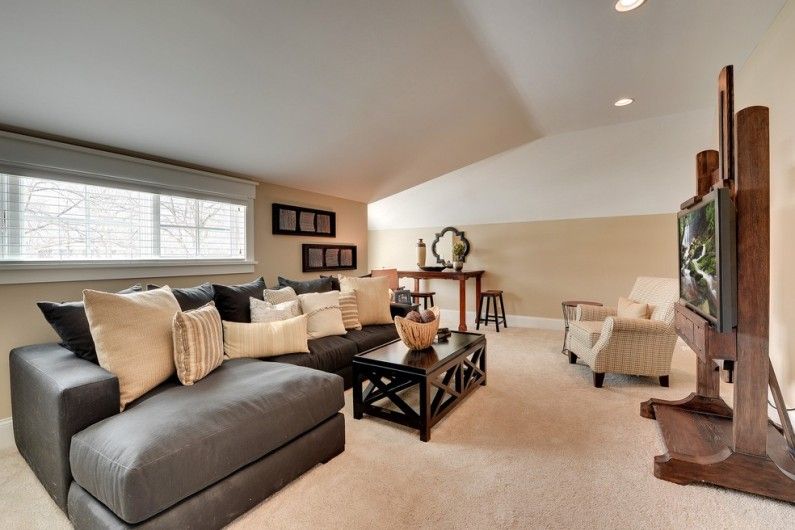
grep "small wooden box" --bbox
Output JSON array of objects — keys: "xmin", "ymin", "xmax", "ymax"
[{"xmin": 674, "ymin": 302, "xmax": 736, "ymax": 361}]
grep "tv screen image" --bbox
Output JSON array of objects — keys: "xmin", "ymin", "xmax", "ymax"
[
  {"xmin": 677, "ymin": 187, "xmax": 737, "ymax": 332},
  {"xmin": 679, "ymin": 201, "xmax": 718, "ymax": 318}
]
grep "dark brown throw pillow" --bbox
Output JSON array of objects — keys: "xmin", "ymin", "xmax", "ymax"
[
  {"xmin": 278, "ymin": 276, "xmax": 333, "ymax": 295},
  {"xmin": 37, "ymin": 285, "xmax": 143, "ymax": 363},
  {"xmin": 147, "ymin": 283, "xmax": 214, "ymax": 311},
  {"xmin": 212, "ymin": 277, "xmax": 266, "ymax": 322}
]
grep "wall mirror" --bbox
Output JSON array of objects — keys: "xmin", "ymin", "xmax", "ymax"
[{"xmin": 431, "ymin": 227, "xmax": 470, "ymax": 264}]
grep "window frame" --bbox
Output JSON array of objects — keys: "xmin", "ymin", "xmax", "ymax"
[{"xmin": 0, "ymin": 132, "xmax": 257, "ymax": 284}]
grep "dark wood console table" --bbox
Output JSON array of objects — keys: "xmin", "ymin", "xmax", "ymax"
[{"xmin": 397, "ymin": 270, "xmax": 485, "ymax": 331}]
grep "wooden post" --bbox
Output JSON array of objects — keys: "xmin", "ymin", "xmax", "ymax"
[
  {"xmin": 718, "ymin": 66, "xmax": 735, "ymax": 185},
  {"xmin": 696, "ymin": 150, "xmax": 719, "ymax": 196},
  {"xmin": 732, "ymin": 106, "xmax": 770, "ymax": 456}
]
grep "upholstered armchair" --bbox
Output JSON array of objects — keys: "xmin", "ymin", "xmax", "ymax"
[{"xmin": 566, "ymin": 277, "xmax": 678, "ymax": 388}]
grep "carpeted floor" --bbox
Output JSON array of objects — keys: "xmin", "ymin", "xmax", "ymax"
[{"xmin": 2, "ymin": 328, "xmax": 793, "ymax": 528}]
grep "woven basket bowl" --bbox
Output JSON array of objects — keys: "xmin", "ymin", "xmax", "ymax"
[{"xmin": 394, "ymin": 306, "xmax": 441, "ymax": 350}]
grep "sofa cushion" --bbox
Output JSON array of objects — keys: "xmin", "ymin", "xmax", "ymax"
[
  {"xmin": 36, "ymin": 285, "xmax": 143, "ymax": 363},
  {"xmin": 344, "ymin": 324, "xmax": 399, "ymax": 352},
  {"xmin": 212, "ymin": 277, "xmax": 266, "ymax": 322},
  {"xmin": 569, "ymin": 320, "xmax": 604, "ymax": 349},
  {"xmin": 70, "ymin": 359, "xmax": 343, "ymax": 524},
  {"xmin": 277, "ymin": 276, "xmax": 333, "ymax": 295},
  {"xmin": 148, "ymin": 283, "xmax": 215, "ymax": 311},
  {"xmin": 307, "ymin": 335, "xmax": 358, "ymax": 373}
]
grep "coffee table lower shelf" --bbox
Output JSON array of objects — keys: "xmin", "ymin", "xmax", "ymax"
[{"xmin": 352, "ymin": 333, "xmax": 486, "ymax": 442}]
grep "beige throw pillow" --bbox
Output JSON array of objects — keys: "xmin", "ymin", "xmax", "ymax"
[
  {"xmin": 617, "ymin": 296, "xmax": 650, "ymax": 319},
  {"xmin": 298, "ymin": 291, "xmax": 347, "ymax": 339},
  {"xmin": 83, "ymin": 287, "xmax": 181, "ymax": 410},
  {"xmin": 172, "ymin": 302, "xmax": 224, "ymax": 386},
  {"xmin": 340, "ymin": 276, "xmax": 392, "ymax": 326},
  {"xmin": 250, "ymin": 298, "xmax": 300, "ymax": 323},
  {"xmin": 263, "ymin": 286, "xmax": 298, "ymax": 305},
  {"xmin": 223, "ymin": 315, "xmax": 309, "ymax": 359},
  {"xmin": 338, "ymin": 291, "xmax": 362, "ymax": 330}
]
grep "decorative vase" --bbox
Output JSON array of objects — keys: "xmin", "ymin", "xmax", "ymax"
[
  {"xmin": 416, "ymin": 238, "xmax": 426, "ymax": 268},
  {"xmin": 453, "ymin": 259, "xmax": 463, "ymax": 271}
]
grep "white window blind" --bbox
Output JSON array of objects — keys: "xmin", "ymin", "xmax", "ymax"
[{"xmin": 0, "ymin": 173, "xmax": 246, "ymax": 262}]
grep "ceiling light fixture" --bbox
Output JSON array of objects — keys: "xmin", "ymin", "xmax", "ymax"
[
  {"xmin": 615, "ymin": 0, "xmax": 646, "ymax": 12},
  {"xmin": 614, "ymin": 97, "xmax": 634, "ymax": 107}
]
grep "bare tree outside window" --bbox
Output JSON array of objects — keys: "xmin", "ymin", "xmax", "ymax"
[{"xmin": 0, "ymin": 174, "xmax": 246, "ymax": 261}]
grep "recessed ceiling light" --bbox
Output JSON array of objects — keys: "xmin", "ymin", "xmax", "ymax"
[
  {"xmin": 615, "ymin": 0, "xmax": 646, "ymax": 12},
  {"xmin": 614, "ymin": 97, "xmax": 634, "ymax": 107}
]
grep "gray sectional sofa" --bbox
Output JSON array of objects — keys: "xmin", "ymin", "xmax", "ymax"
[{"xmin": 10, "ymin": 288, "xmax": 410, "ymax": 529}]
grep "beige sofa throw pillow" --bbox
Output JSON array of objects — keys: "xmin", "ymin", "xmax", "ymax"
[
  {"xmin": 83, "ymin": 287, "xmax": 181, "ymax": 410},
  {"xmin": 298, "ymin": 291, "xmax": 347, "ymax": 339},
  {"xmin": 617, "ymin": 296, "xmax": 650, "ymax": 319},
  {"xmin": 223, "ymin": 315, "xmax": 310, "ymax": 359},
  {"xmin": 338, "ymin": 291, "xmax": 362, "ymax": 330},
  {"xmin": 340, "ymin": 275, "xmax": 393, "ymax": 326},
  {"xmin": 250, "ymin": 298, "xmax": 301, "ymax": 323},
  {"xmin": 263, "ymin": 286, "xmax": 298, "ymax": 305},
  {"xmin": 172, "ymin": 302, "xmax": 224, "ymax": 386}
]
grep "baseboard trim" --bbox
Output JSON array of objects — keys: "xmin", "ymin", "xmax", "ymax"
[
  {"xmin": 0, "ymin": 417, "xmax": 13, "ymax": 451},
  {"xmin": 438, "ymin": 309, "xmax": 563, "ymax": 331}
]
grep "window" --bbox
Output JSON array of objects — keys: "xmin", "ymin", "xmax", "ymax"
[{"xmin": 0, "ymin": 173, "xmax": 247, "ymax": 262}]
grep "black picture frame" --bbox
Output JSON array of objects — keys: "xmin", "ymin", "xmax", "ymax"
[
  {"xmin": 302, "ymin": 244, "xmax": 357, "ymax": 272},
  {"xmin": 394, "ymin": 289, "xmax": 413, "ymax": 305},
  {"xmin": 272, "ymin": 203, "xmax": 336, "ymax": 237}
]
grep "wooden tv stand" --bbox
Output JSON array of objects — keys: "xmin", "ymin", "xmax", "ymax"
[{"xmin": 640, "ymin": 66, "xmax": 795, "ymax": 503}]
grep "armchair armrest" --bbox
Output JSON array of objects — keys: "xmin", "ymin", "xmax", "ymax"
[
  {"xmin": 605, "ymin": 317, "xmax": 673, "ymax": 335},
  {"xmin": 10, "ymin": 343, "xmax": 119, "ymax": 511},
  {"xmin": 576, "ymin": 305, "xmax": 617, "ymax": 322}
]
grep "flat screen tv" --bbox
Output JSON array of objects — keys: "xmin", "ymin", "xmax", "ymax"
[{"xmin": 677, "ymin": 187, "xmax": 737, "ymax": 332}]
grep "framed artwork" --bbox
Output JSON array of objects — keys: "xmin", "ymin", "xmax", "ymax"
[
  {"xmin": 302, "ymin": 244, "xmax": 357, "ymax": 272},
  {"xmin": 272, "ymin": 203, "xmax": 336, "ymax": 237}
]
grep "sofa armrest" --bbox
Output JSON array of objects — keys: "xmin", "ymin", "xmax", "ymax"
[
  {"xmin": 10, "ymin": 343, "xmax": 119, "ymax": 511},
  {"xmin": 576, "ymin": 305, "xmax": 617, "ymax": 322},
  {"xmin": 605, "ymin": 317, "xmax": 673, "ymax": 335},
  {"xmin": 390, "ymin": 302, "xmax": 418, "ymax": 318}
]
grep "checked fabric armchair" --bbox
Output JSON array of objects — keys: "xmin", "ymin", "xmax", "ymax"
[{"xmin": 566, "ymin": 277, "xmax": 678, "ymax": 388}]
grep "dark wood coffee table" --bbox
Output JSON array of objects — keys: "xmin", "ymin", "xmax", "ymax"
[{"xmin": 352, "ymin": 331, "xmax": 486, "ymax": 442}]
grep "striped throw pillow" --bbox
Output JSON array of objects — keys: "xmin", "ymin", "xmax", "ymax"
[
  {"xmin": 339, "ymin": 291, "xmax": 362, "ymax": 330},
  {"xmin": 223, "ymin": 315, "xmax": 310, "ymax": 359},
  {"xmin": 172, "ymin": 302, "xmax": 224, "ymax": 386}
]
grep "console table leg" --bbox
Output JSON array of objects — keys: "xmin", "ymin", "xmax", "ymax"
[
  {"xmin": 420, "ymin": 380, "xmax": 431, "ymax": 442},
  {"xmin": 352, "ymin": 366, "xmax": 363, "ymax": 420},
  {"xmin": 458, "ymin": 279, "xmax": 467, "ymax": 331}
]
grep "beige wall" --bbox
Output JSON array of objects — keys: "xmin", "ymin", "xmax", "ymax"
[
  {"xmin": 0, "ymin": 182, "xmax": 368, "ymax": 419},
  {"xmin": 369, "ymin": 214, "xmax": 676, "ymax": 320},
  {"xmin": 735, "ymin": 0, "xmax": 795, "ymax": 401}
]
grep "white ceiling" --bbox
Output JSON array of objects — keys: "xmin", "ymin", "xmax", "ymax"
[{"xmin": 0, "ymin": 0, "xmax": 786, "ymax": 202}]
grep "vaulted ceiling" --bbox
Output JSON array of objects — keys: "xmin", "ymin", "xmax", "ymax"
[{"xmin": 0, "ymin": 0, "xmax": 786, "ymax": 202}]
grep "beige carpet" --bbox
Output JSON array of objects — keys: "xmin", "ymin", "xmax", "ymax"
[{"xmin": 2, "ymin": 328, "xmax": 793, "ymax": 528}]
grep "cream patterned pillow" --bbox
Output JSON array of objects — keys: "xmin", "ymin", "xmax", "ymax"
[
  {"xmin": 250, "ymin": 298, "xmax": 300, "ymax": 323},
  {"xmin": 172, "ymin": 302, "xmax": 224, "ymax": 386},
  {"xmin": 340, "ymin": 276, "xmax": 392, "ymax": 326},
  {"xmin": 223, "ymin": 315, "xmax": 309, "ymax": 359},
  {"xmin": 617, "ymin": 296, "xmax": 650, "ymax": 319},
  {"xmin": 298, "ymin": 291, "xmax": 347, "ymax": 339},
  {"xmin": 339, "ymin": 291, "xmax": 362, "ymax": 330},
  {"xmin": 83, "ymin": 287, "xmax": 180, "ymax": 410},
  {"xmin": 263, "ymin": 286, "xmax": 298, "ymax": 305}
]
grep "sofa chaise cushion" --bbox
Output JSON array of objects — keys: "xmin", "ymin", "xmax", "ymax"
[
  {"xmin": 69, "ymin": 358, "xmax": 344, "ymax": 524},
  {"xmin": 344, "ymin": 324, "xmax": 399, "ymax": 352},
  {"xmin": 307, "ymin": 335, "xmax": 358, "ymax": 373}
]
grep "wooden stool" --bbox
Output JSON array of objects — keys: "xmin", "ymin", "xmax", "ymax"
[
  {"xmin": 476, "ymin": 290, "xmax": 507, "ymax": 332},
  {"xmin": 411, "ymin": 292, "xmax": 435, "ymax": 310}
]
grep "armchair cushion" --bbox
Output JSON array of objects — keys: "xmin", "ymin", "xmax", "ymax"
[
  {"xmin": 568, "ymin": 320, "xmax": 603, "ymax": 348},
  {"xmin": 603, "ymin": 316, "xmax": 672, "ymax": 335},
  {"xmin": 576, "ymin": 305, "xmax": 617, "ymax": 322}
]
